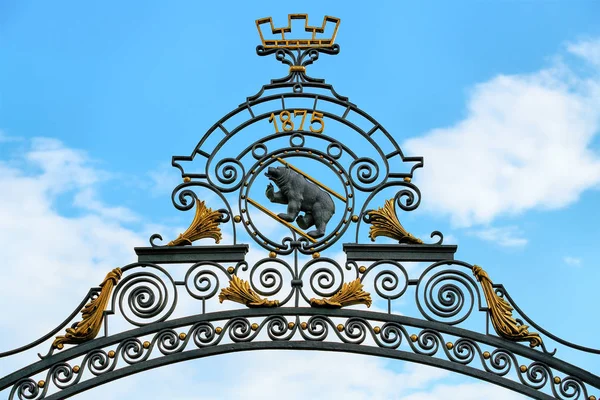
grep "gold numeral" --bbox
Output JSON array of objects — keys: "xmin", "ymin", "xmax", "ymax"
[{"xmin": 268, "ymin": 110, "xmax": 325, "ymax": 134}]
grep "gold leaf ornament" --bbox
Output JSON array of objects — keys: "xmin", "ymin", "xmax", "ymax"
[
  {"xmin": 168, "ymin": 200, "xmax": 223, "ymax": 246},
  {"xmin": 368, "ymin": 199, "xmax": 423, "ymax": 244},
  {"xmin": 472, "ymin": 265, "xmax": 542, "ymax": 348},
  {"xmin": 310, "ymin": 279, "xmax": 372, "ymax": 308},
  {"xmin": 53, "ymin": 268, "xmax": 122, "ymax": 349},
  {"xmin": 218, "ymin": 275, "xmax": 279, "ymax": 308}
]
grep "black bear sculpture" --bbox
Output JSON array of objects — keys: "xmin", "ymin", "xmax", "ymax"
[{"xmin": 265, "ymin": 166, "xmax": 335, "ymax": 238}]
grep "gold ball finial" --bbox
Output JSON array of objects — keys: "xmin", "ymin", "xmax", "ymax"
[
  {"xmin": 179, "ymin": 333, "xmax": 187, "ymax": 340},
  {"xmin": 520, "ymin": 365, "xmax": 527, "ymax": 373},
  {"xmin": 358, "ymin": 266, "xmax": 367, "ymax": 274},
  {"xmin": 554, "ymin": 376, "xmax": 561, "ymax": 384},
  {"xmin": 108, "ymin": 350, "xmax": 116, "ymax": 358},
  {"xmin": 300, "ymin": 322, "xmax": 308, "ymax": 330},
  {"xmin": 183, "ymin": 176, "xmax": 191, "ymax": 183},
  {"xmin": 269, "ymin": 251, "xmax": 277, "ymax": 258},
  {"xmin": 403, "ymin": 177, "xmax": 412, "ymax": 183},
  {"xmin": 351, "ymin": 215, "xmax": 359, "ymax": 222},
  {"xmin": 72, "ymin": 365, "xmax": 80, "ymax": 373},
  {"xmin": 38, "ymin": 380, "xmax": 45, "ymax": 388},
  {"xmin": 589, "ymin": 396, "xmax": 596, "ymax": 400},
  {"xmin": 288, "ymin": 322, "xmax": 295, "ymax": 330},
  {"xmin": 312, "ymin": 252, "xmax": 320, "ymax": 259},
  {"xmin": 215, "ymin": 327, "xmax": 223, "ymax": 334},
  {"xmin": 234, "ymin": 215, "xmax": 241, "ymax": 223},
  {"xmin": 373, "ymin": 326, "xmax": 381, "ymax": 334},
  {"xmin": 227, "ymin": 266, "xmax": 235, "ymax": 274},
  {"xmin": 410, "ymin": 334, "xmax": 418, "ymax": 342},
  {"xmin": 483, "ymin": 351, "xmax": 490, "ymax": 359},
  {"xmin": 446, "ymin": 342, "xmax": 453, "ymax": 350},
  {"xmin": 143, "ymin": 341, "xmax": 150, "ymax": 349},
  {"xmin": 251, "ymin": 323, "xmax": 259, "ymax": 331},
  {"xmin": 336, "ymin": 324, "xmax": 344, "ymax": 332}
]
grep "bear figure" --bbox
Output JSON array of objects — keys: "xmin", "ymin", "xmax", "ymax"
[{"xmin": 265, "ymin": 165, "xmax": 335, "ymax": 238}]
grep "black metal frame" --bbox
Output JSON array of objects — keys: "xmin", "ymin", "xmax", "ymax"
[{"xmin": 1, "ymin": 43, "xmax": 598, "ymax": 400}]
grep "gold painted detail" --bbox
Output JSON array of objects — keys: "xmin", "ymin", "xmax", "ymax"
[
  {"xmin": 168, "ymin": 201, "xmax": 223, "ymax": 246},
  {"xmin": 472, "ymin": 265, "xmax": 542, "ymax": 348},
  {"xmin": 247, "ymin": 197, "xmax": 317, "ymax": 243},
  {"xmin": 310, "ymin": 279, "xmax": 372, "ymax": 308},
  {"xmin": 256, "ymin": 14, "xmax": 340, "ymax": 49},
  {"xmin": 367, "ymin": 199, "xmax": 423, "ymax": 244},
  {"xmin": 289, "ymin": 66, "xmax": 306, "ymax": 73},
  {"xmin": 218, "ymin": 275, "xmax": 280, "ymax": 308},
  {"xmin": 53, "ymin": 268, "xmax": 122, "ymax": 349}
]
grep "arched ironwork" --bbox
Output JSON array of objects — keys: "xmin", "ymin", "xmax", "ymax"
[{"xmin": 1, "ymin": 14, "xmax": 598, "ymax": 400}]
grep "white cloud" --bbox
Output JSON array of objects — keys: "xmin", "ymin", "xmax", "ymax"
[
  {"xmin": 0, "ymin": 129, "xmax": 22, "ymax": 143},
  {"xmin": 469, "ymin": 226, "xmax": 528, "ymax": 247},
  {"xmin": 404, "ymin": 38, "xmax": 600, "ymax": 229},
  {"xmin": 563, "ymin": 256, "xmax": 582, "ymax": 267},
  {"xmin": 568, "ymin": 38, "xmax": 600, "ymax": 68}
]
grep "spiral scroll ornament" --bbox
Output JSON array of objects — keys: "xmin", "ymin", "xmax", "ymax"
[
  {"xmin": 416, "ymin": 266, "xmax": 479, "ymax": 325},
  {"xmin": 114, "ymin": 266, "xmax": 177, "ymax": 326}
]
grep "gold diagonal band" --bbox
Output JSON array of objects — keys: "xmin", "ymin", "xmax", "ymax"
[
  {"xmin": 275, "ymin": 157, "xmax": 346, "ymax": 202},
  {"xmin": 247, "ymin": 198, "xmax": 317, "ymax": 243}
]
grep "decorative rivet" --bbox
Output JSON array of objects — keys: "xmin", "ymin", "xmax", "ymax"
[
  {"xmin": 234, "ymin": 215, "xmax": 241, "ymax": 223},
  {"xmin": 312, "ymin": 252, "xmax": 320, "ymax": 259},
  {"xmin": 246, "ymin": 221, "xmax": 250, "ymax": 225},
  {"xmin": 251, "ymin": 323, "xmax": 259, "ymax": 331},
  {"xmin": 345, "ymin": 181, "xmax": 350, "ymax": 185},
  {"xmin": 373, "ymin": 326, "xmax": 381, "ymax": 334},
  {"xmin": 143, "ymin": 341, "xmax": 150, "ymax": 349},
  {"xmin": 300, "ymin": 322, "xmax": 307, "ymax": 330},
  {"xmin": 179, "ymin": 333, "xmax": 186, "ymax": 340},
  {"xmin": 483, "ymin": 351, "xmax": 490, "ymax": 359},
  {"xmin": 227, "ymin": 266, "xmax": 235, "ymax": 274},
  {"xmin": 358, "ymin": 266, "xmax": 367, "ymax": 273},
  {"xmin": 215, "ymin": 327, "xmax": 223, "ymax": 334},
  {"xmin": 38, "ymin": 380, "xmax": 45, "ymax": 388},
  {"xmin": 108, "ymin": 350, "xmax": 115, "ymax": 358},
  {"xmin": 296, "ymin": 149, "xmax": 300, "ymax": 152},
  {"xmin": 403, "ymin": 177, "xmax": 411, "ymax": 182},
  {"xmin": 554, "ymin": 377, "xmax": 561, "ymax": 384},
  {"xmin": 337, "ymin": 324, "xmax": 344, "ymax": 332},
  {"xmin": 253, "ymin": 232, "xmax": 258, "ymax": 236},
  {"xmin": 269, "ymin": 251, "xmax": 277, "ymax": 258},
  {"xmin": 347, "ymin": 207, "xmax": 352, "ymax": 211},
  {"xmin": 520, "ymin": 365, "xmax": 527, "ymax": 373},
  {"xmin": 241, "ymin": 209, "xmax": 246, "ymax": 213},
  {"xmin": 410, "ymin": 334, "xmax": 418, "ymax": 342},
  {"xmin": 288, "ymin": 322, "xmax": 295, "ymax": 330},
  {"xmin": 72, "ymin": 365, "xmax": 80, "ymax": 373},
  {"xmin": 446, "ymin": 342, "xmax": 453, "ymax": 350},
  {"xmin": 319, "ymin": 155, "xmax": 324, "ymax": 158},
  {"xmin": 308, "ymin": 151, "xmax": 312, "ymax": 154},
  {"xmin": 183, "ymin": 176, "xmax": 191, "ymax": 183},
  {"xmin": 351, "ymin": 215, "xmax": 359, "ymax": 222},
  {"xmin": 348, "ymin": 193, "xmax": 353, "ymax": 198}
]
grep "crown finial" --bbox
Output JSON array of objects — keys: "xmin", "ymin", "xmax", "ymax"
[{"xmin": 256, "ymin": 14, "xmax": 340, "ymax": 49}]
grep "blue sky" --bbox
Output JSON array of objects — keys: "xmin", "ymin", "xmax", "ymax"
[{"xmin": 1, "ymin": 1, "xmax": 600, "ymax": 399}]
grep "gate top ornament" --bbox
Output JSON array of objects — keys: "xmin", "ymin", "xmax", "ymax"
[{"xmin": 1, "ymin": 15, "xmax": 599, "ymax": 400}]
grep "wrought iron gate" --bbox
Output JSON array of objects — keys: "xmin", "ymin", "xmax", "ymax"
[{"xmin": 1, "ymin": 15, "xmax": 598, "ymax": 400}]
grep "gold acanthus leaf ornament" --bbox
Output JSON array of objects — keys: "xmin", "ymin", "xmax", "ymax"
[
  {"xmin": 218, "ymin": 275, "xmax": 279, "ymax": 308},
  {"xmin": 472, "ymin": 265, "xmax": 542, "ymax": 348},
  {"xmin": 368, "ymin": 199, "xmax": 423, "ymax": 244},
  {"xmin": 310, "ymin": 279, "xmax": 372, "ymax": 308},
  {"xmin": 53, "ymin": 268, "xmax": 122, "ymax": 349},
  {"xmin": 168, "ymin": 200, "xmax": 223, "ymax": 246}
]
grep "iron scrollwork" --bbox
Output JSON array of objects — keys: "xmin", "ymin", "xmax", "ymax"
[{"xmin": 1, "ymin": 13, "xmax": 598, "ymax": 400}]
